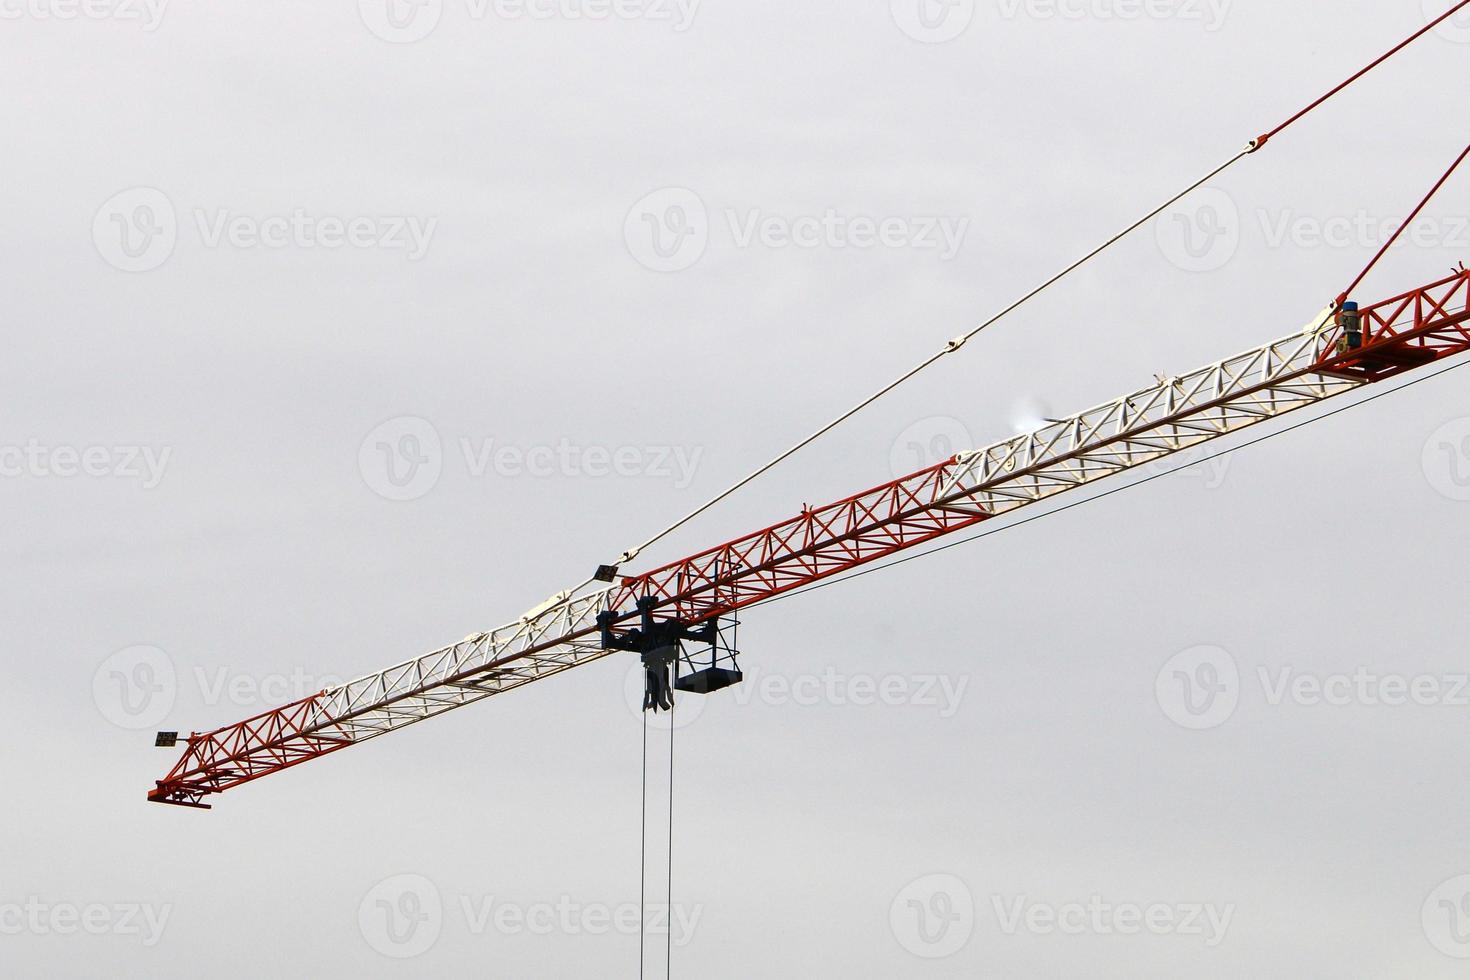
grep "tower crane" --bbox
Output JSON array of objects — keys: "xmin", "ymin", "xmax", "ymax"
[
  {"xmin": 149, "ymin": 4, "xmax": 1470, "ymax": 809},
  {"xmin": 149, "ymin": 264, "xmax": 1470, "ymax": 808}
]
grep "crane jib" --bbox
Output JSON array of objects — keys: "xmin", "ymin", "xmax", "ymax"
[{"xmin": 148, "ymin": 267, "xmax": 1470, "ymax": 809}]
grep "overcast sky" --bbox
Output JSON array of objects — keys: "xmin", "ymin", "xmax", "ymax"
[{"xmin": 5, "ymin": 1, "xmax": 1470, "ymax": 976}]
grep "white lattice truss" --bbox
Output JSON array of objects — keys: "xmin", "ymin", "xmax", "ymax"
[
  {"xmin": 152, "ymin": 266, "xmax": 1470, "ymax": 805},
  {"xmin": 310, "ymin": 317, "xmax": 1363, "ymax": 745}
]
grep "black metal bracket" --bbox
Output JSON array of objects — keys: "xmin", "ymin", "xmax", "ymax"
[
  {"xmin": 597, "ymin": 596, "xmax": 716, "ymax": 654},
  {"xmin": 599, "ymin": 597, "xmax": 730, "ymax": 712}
]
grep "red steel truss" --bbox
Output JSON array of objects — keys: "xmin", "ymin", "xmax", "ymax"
[
  {"xmin": 150, "ymin": 267, "xmax": 1470, "ymax": 808},
  {"xmin": 615, "ymin": 268, "xmax": 1470, "ymax": 627}
]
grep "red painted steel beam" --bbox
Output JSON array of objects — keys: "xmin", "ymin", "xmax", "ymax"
[{"xmin": 149, "ymin": 268, "xmax": 1470, "ymax": 808}]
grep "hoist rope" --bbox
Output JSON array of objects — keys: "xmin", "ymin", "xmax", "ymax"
[
  {"xmin": 638, "ymin": 708, "xmax": 676, "ymax": 980},
  {"xmin": 638, "ymin": 711, "xmax": 647, "ymax": 980},
  {"xmin": 665, "ymin": 718, "xmax": 675, "ymax": 977},
  {"xmin": 591, "ymin": 2, "xmax": 1467, "ymax": 581}
]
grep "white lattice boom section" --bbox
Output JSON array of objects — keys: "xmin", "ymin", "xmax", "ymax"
[{"xmin": 150, "ymin": 268, "xmax": 1470, "ymax": 807}]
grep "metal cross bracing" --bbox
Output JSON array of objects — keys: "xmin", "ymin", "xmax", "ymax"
[{"xmin": 149, "ymin": 267, "xmax": 1470, "ymax": 808}]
